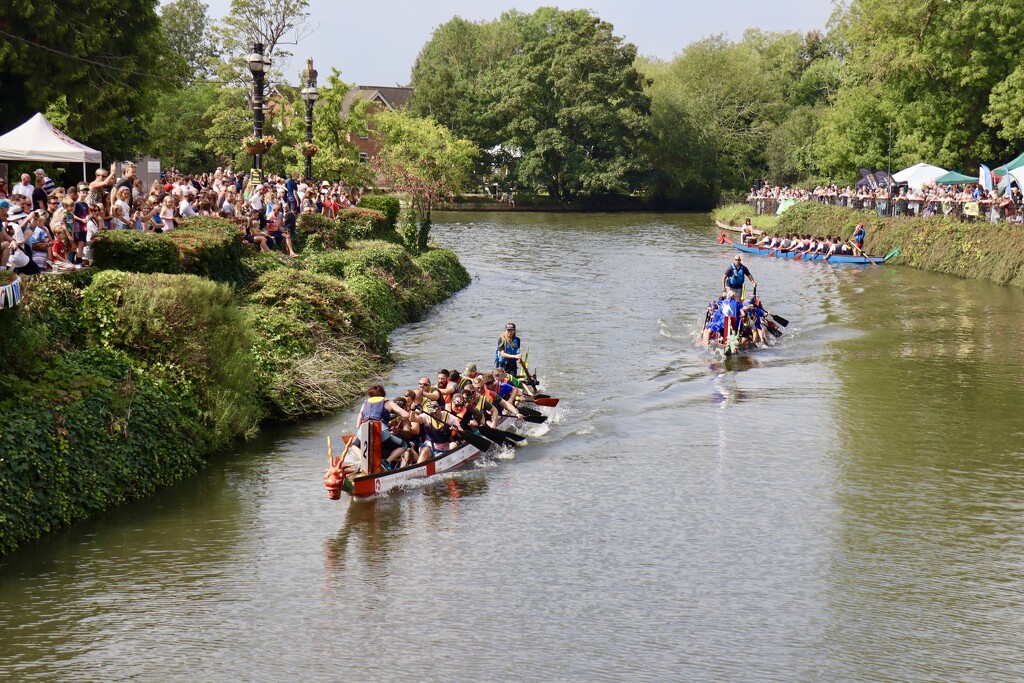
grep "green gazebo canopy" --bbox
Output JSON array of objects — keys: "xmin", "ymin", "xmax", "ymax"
[
  {"xmin": 934, "ymin": 171, "xmax": 977, "ymax": 185},
  {"xmin": 994, "ymin": 150, "xmax": 1024, "ymax": 175}
]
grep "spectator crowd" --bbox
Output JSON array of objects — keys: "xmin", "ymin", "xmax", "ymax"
[
  {"xmin": 0, "ymin": 165, "xmax": 367, "ymax": 275},
  {"xmin": 747, "ymin": 182, "xmax": 1024, "ymax": 224}
]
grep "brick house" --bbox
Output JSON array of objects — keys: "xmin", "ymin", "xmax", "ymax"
[{"xmin": 340, "ymin": 86, "xmax": 414, "ymax": 164}]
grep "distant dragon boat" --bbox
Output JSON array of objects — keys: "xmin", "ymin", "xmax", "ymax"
[{"xmin": 719, "ymin": 233, "xmax": 901, "ymax": 265}]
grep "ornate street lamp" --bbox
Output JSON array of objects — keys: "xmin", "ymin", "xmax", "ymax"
[
  {"xmin": 247, "ymin": 42, "xmax": 271, "ymax": 178},
  {"xmin": 300, "ymin": 58, "xmax": 319, "ymax": 182}
]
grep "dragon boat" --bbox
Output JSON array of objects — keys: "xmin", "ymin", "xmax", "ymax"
[
  {"xmin": 719, "ymin": 233, "xmax": 901, "ymax": 265},
  {"xmin": 323, "ymin": 363, "xmax": 552, "ymax": 498}
]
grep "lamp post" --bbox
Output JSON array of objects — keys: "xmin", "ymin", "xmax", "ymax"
[
  {"xmin": 300, "ymin": 58, "xmax": 319, "ymax": 182},
  {"xmin": 247, "ymin": 42, "xmax": 271, "ymax": 179}
]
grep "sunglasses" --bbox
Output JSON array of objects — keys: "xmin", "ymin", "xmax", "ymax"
[{"xmin": 418, "ymin": 382, "xmax": 430, "ymax": 386}]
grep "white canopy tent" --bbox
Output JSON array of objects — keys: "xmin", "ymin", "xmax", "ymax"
[
  {"xmin": 0, "ymin": 113, "xmax": 102, "ymax": 180},
  {"xmin": 996, "ymin": 167, "xmax": 1024, "ymax": 194},
  {"xmin": 892, "ymin": 163, "xmax": 948, "ymax": 190}
]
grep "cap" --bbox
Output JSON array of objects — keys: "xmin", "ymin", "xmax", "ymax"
[
  {"xmin": 465, "ymin": 363, "xmax": 477, "ymax": 374},
  {"xmin": 0, "ymin": 199, "xmax": 10, "ymax": 209},
  {"xmin": 505, "ymin": 323, "xmax": 516, "ymax": 330},
  {"xmin": 424, "ymin": 400, "xmax": 440, "ymax": 413}
]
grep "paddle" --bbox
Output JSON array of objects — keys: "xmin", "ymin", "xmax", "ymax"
[
  {"xmin": 767, "ymin": 312, "xmax": 789, "ymax": 327},
  {"xmin": 477, "ymin": 424, "xmax": 526, "ymax": 445},
  {"xmin": 763, "ymin": 319, "xmax": 783, "ymax": 338},
  {"xmin": 530, "ymin": 397, "xmax": 559, "ymax": 407},
  {"xmin": 517, "ymin": 405, "xmax": 548, "ymax": 423},
  {"xmin": 456, "ymin": 429, "xmax": 494, "ymax": 452}
]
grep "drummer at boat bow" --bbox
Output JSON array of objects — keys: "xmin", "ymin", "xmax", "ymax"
[
  {"xmin": 495, "ymin": 322, "xmax": 522, "ymax": 374},
  {"xmin": 356, "ymin": 384, "xmax": 413, "ymax": 469},
  {"xmin": 723, "ymin": 256, "xmax": 756, "ymax": 299}
]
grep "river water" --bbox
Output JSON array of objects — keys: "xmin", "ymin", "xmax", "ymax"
[{"xmin": 2, "ymin": 212, "xmax": 1023, "ymax": 682}]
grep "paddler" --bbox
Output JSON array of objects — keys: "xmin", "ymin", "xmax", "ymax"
[
  {"xmin": 851, "ymin": 222, "xmax": 866, "ymax": 256},
  {"xmin": 495, "ymin": 322, "xmax": 522, "ymax": 375},
  {"xmin": 356, "ymin": 384, "xmax": 412, "ymax": 470},
  {"xmin": 459, "ymin": 363, "xmax": 479, "ymax": 390},
  {"xmin": 723, "ymin": 255, "xmax": 756, "ymax": 299},
  {"xmin": 422, "ymin": 368, "xmax": 457, "ymax": 408},
  {"xmin": 412, "ymin": 400, "xmax": 464, "ymax": 463}
]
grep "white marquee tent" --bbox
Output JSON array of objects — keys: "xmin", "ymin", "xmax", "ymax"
[
  {"xmin": 892, "ymin": 163, "xmax": 948, "ymax": 190},
  {"xmin": 0, "ymin": 113, "xmax": 102, "ymax": 179}
]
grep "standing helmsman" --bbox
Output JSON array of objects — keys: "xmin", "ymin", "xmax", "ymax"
[{"xmin": 723, "ymin": 255, "xmax": 756, "ymax": 300}]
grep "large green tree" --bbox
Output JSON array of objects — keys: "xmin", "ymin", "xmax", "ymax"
[
  {"xmin": 409, "ymin": 16, "xmax": 519, "ymax": 152},
  {"xmin": 817, "ymin": 0, "xmax": 1024, "ymax": 178},
  {"xmin": 160, "ymin": 0, "xmax": 220, "ymax": 84},
  {"xmin": 491, "ymin": 8, "xmax": 651, "ymax": 200},
  {"xmin": 0, "ymin": 0, "xmax": 172, "ymax": 160}
]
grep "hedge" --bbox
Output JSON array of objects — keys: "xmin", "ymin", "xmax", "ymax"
[
  {"xmin": 357, "ymin": 195, "xmax": 401, "ymax": 228},
  {"xmin": 296, "ymin": 213, "xmax": 348, "ymax": 252},
  {"xmin": 0, "ymin": 348, "xmax": 206, "ymax": 555},
  {"xmin": 415, "ymin": 248, "xmax": 472, "ymax": 303},
  {"xmin": 89, "ymin": 216, "xmax": 247, "ymax": 284},
  {"xmin": 338, "ymin": 207, "xmax": 393, "ymax": 241},
  {"xmin": 92, "ymin": 230, "xmax": 182, "ymax": 274}
]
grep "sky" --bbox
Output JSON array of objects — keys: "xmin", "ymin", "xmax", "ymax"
[{"xmin": 191, "ymin": 0, "xmax": 836, "ymax": 86}]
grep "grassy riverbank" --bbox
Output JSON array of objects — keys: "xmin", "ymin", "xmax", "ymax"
[
  {"xmin": 714, "ymin": 203, "xmax": 1024, "ymax": 287},
  {"xmin": 0, "ymin": 209, "xmax": 469, "ymax": 555}
]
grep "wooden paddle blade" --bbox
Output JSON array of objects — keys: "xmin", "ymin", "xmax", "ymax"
[
  {"xmin": 520, "ymin": 413, "xmax": 548, "ymax": 424},
  {"xmin": 769, "ymin": 313, "xmax": 789, "ymax": 327},
  {"xmin": 532, "ymin": 397, "xmax": 559, "ymax": 407},
  {"xmin": 765, "ymin": 324, "xmax": 783, "ymax": 338},
  {"xmin": 519, "ymin": 405, "xmax": 543, "ymax": 418}
]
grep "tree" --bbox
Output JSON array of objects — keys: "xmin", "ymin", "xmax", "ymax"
[
  {"xmin": 822, "ymin": 0, "xmax": 1024, "ymax": 174},
  {"xmin": 0, "ymin": 0, "xmax": 174, "ymax": 160},
  {"xmin": 160, "ymin": 0, "xmax": 219, "ymax": 83},
  {"xmin": 146, "ymin": 82, "xmax": 220, "ymax": 171},
  {"xmin": 492, "ymin": 9, "xmax": 651, "ymax": 200},
  {"xmin": 373, "ymin": 111, "xmax": 477, "ymax": 251},
  {"xmin": 307, "ymin": 69, "xmax": 375, "ymax": 187},
  {"xmin": 409, "ymin": 16, "xmax": 519, "ymax": 151}
]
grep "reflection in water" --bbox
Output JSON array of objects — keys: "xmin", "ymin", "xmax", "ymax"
[{"xmin": 323, "ymin": 473, "xmax": 490, "ymax": 594}]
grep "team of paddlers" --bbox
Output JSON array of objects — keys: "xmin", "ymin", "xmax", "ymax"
[
  {"xmin": 351, "ymin": 323, "xmax": 533, "ymax": 470},
  {"xmin": 742, "ymin": 221, "xmax": 867, "ymax": 258},
  {"xmin": 699, "ymin": 254, "xmax": 785, "ymax": 352}
]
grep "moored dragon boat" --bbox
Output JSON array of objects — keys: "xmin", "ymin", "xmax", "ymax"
[{"xmin": 719, "ymin": 233, "xmax": 900, "ymax": 265}]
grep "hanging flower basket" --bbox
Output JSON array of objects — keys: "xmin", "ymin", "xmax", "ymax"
[
  {"xmin": 243, "ymin": 135, "xmax": 278, "ymax": 155},
  {"xmin": 299, "ymin": 141, "xmax": 319, "ymax": 157},
  {"xmin": 0, "ymin": 273, "xmax": 22, "ymax": 310}
]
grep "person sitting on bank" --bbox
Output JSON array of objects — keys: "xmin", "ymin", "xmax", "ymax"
[{"xmin": 723, "ymin": 255, "xmax": 756, "ymax": 299}]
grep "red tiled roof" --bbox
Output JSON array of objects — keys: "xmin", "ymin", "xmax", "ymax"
[{"xmin": 341, "ymin": 86, "xmax": 414, "ymax": 119}]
